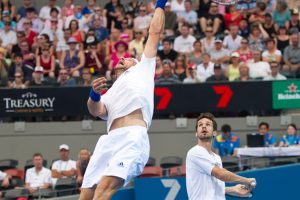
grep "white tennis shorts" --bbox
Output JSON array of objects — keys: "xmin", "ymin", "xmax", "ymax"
[{"xmin": 81, "ymin": 125, "xmax": 150, "ymax": 188}]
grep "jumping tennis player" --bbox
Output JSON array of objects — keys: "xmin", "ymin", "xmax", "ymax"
[
  {"xmin": 186, "ymin": 113, "xmax": 256, "ymax": 200},
  {"xmin": 79, "ymin": 1, "xmax": 167, "ymax": 200}
]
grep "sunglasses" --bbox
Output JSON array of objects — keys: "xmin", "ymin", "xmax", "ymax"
[
  {"xmin": 4, "ymin": 23, "xmax": 11, "ymax": 26},
  {"xmin": 59, "ymin": 72, "xmax": 68, "ymax": 75},
  {"xmin": 23, "ymin": 22, "xmax": 31, "ymax": 25},
  {"xmin": 135, "ymin": 32, "xmax": 142, "ymax": 34},
  {"xmin": 51, "ymin": 21, "xmax": 58, "ymax": 23},
  {"xmin": 15, "ymin": 75, "xmax": 22, "ymax": 78}
]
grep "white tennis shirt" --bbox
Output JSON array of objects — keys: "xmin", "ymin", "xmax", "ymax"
[
  {"xmin": 102, "ymin": 54, "xmax": 156, "ymax": 132},
  {"xmin": 186, "ymin": 145, "xmax": 225, "ymax": 200}
]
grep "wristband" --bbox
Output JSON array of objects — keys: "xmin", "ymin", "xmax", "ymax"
[
  {"xmin": 89, "ymin": 88, "xmax": 101, "ymax": 102},
  {"xmin": 155, "ymin": 0, "xmax": 167, "ymax": 10}
]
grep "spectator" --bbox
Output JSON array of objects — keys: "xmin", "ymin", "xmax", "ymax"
[
  {"xmin": 156, "ymin": 59, "xmax": 181, "ymax": 85},
  {"xmin": 0, "ymin": 47, "xmax": 9, "ymax": 86},
  {"xmin": 0, "ymin": 0, "xmax": 15, "ymax": 21},
  {"xmin": 276, "ymin": 26, "xmax": 290, "ymax": 54},
  {"xmin": 237, "ymin": 38, "xmax": 253, "ymax": 63},
  {"xmin": 248, "ymin": 23, "xmax": 269, "ymax": 52},
  {"xmin": 108, "ymin": 40, "xmax": 131, "ymax": 70},
  {"xmin": 199, "ymin": 2, "xmax": 224, "ymax": 36},
  {"xmin": 263, "ymin": 61, "xmax": 286, "ymax": 80},
  {"xmin": 44, "ymin": 8, "xmax": 64, "ymax": 30},
  {"xmin": 200, "ymin": 26, "xmax": 215, "ymax": 53},
  {"xmin": 224, "ymin": 4, "xmax": 243, "ymax": 30},
  {"xmin": 0, "ymin": 10, "xmax": 16, "ymax": 30},
  {"xmin": 76, "ymin": 148, "xmax": 91, "ymax": 185},
  {"xmin": 11, "ymin": 31, "xmax": 26, "ymax": 56},
  {"xmin": 258, "ymin": 122, "xmax": 277, "ymax": 147},
  {"xmin": 248, "ymin": 50, "xmax": 270, "ymax": 79},
  {"xmin": 105, "ymin": 27, "xmax": 121, "ymax": 58},
  {"xmin": 82, "ymin": 0, "xmax": 96, "ymax": 16},
  {"xmin": 238, "ymin": 18, "xmax": 250, "ymax": 38},
  {"xmin": 25, "ymin": 153, "xmax": 52, "ymax": 194},
  {"xmin": 104, "ymin": 0, "xmax": 124, "ymax": 30},
  {"xmin": 39, "ymin": 0, "xmax": 61, "ymax": 21},
  {"xmin": 279, "ymin": 123, "xmax": 299, "ymax": 147},
  {"xmin": 235, "ymin": 62, "xmax": 252, "ymax": 81},
  {"xmin": 133, "ymin": 5, "xmax": 152, "ymax": 31},
  {"xmin": 77, "ymin": 68, "xmax": 92, "ymax": 86},
  {"xmin": 188, "ymin": 40, "xmax": 203, "ymax": 66},
  {"xmin": 111, "ymin": 6, "xmax": 125, "ymax": 30},
  {"xmin": 146, "ymin": 0, "xmax": 157, "ymax": 17},
  {"xmin": 272, "ymin": 1, "xmax": 290, "ymax": 30},
  {"xmin": 0, "ymin": 19, "xmax": 16, "ymax": 50},
  {"xmin": 283, "ymin": 32, "xmax": 300, "ymax": 76},
  {"xmin": 56, "ymin": 69, "xmax": 76, "ymax": 87},
  {"xmin": 213, "ymin": 124, "xmax": 240, "ymax": 157},
  {"xmin": 16, "ymin": 0, "xmax": 35, "ymax": 20},
  {"xmin": 0, "ymin": 169, "xmax": 11, "ymax": 197},
  {"xmin": 236, "ymin": 0, "xmax": 256, "ymax": 14},
  {"xmin": 289, "ymin": 8, "xmax": 300, "ymax": 32},
  {"xmin": 61, "ymin": 0, "xmax": 75, "ymax": 19},
  {"xmin": 8, "ymin": 71, "xmax": 27, "ymax": 89},
  {"xmin": 69, "ymin": 19, "xmax": 84, "ymax": 43},
  {"xmin": 51, "ymin": 144, "xmax": 77, "ymax": 186},
  {"xmin": 60, "ymin": 37, "xmax": 85, "ymax": 77},
  {"xmin": 158, "ymin": 38, "xmax": 178, "ymax": 62},
  {"xmin": 56, "ymin": 29, "xmax": 71, "ymax": 60},
  {"xmin": 177, "ymin": 0, "xmax": 198, "ymax": 28},
  {"xmin": 33, "ymin": 33, "xmax": 52, "ymax": 57},
  {"xmin": 64, "ymin": 4, "xmax": 85, "ymax": 30},
  {"xmin": 125, "ymin": 0, "xmax": 142, "ymax": 18},
  {"xmin": 223, "ymin": 24, "xmax": 243, "ymax": 53},
  {"xmin": 19, "ymin": 40, "xmax": 35, "ymax": 67},
  {"xmin": 129, "ymin": 29, "xmax": 145, "ymax": 58},
  {"xmin": 173, "ymin": 24, "xmax": 196, "ymax": 54},
  {"xmin": 120, "ymin": 18, "xmax": 133, "ymax": 42},
  {"xmin": 206, "ymin": 63, "xmax": 228, "ymax": 82},
  {"xmin": 155, "ymin": 56, "xmax": 163, "ymax": 81},
  {"xmin": 174, "ymin": 55, "xmax": 187, "ymax": 81},
  {"xmin": 196, "ymin": 53, "xmax": 214, "ymax": 82},
  {"xmin": 262, "ymin": 38, "xmax": 282, "ymax": 63},
  {"xmin": 8, "ymin": 53, "xmax": 33, "ymax": 87},
  {"xmin": 30, "ymin": 66, "xmax": 52, "ymax": 87},
  {"xmin": 225, "ymin": 52, "xmax": 240, "ymax": 81},
  {"xmin": 196, "ymin": 0, "xmax": 211, "ymax": 20},
  {"xmin": 170, "ymin": 0, "xmax": 185, "ymax": 14},
  {"xmin": 36, "ymin": 46, "xmax": 55, "ymax": 78},
  {"xmin": 17, "ymin": 7, "xmax": 43, "ymax": 33},
  {"xmin": 164, "ymin": 2, "xmax": 177, "ymax": 36},
  {"xmin": 261, "ymin": 13, "xmax": 276, "ymax": 38},
  {"xmin": 248, "ymin": 2, "xmax": 267, "ymax": 25},
  {"xmin": 84, "ymin": 37, "xmax": 105, "ymax": 76},
  {"xmin": 183, "ymin": 64, "xmax": 200, "ymax": 83},
  {"xmin": 92, "ymin": 16, "xmax": 109, "ymax": 43},
  {"xmin": 40, "ymin": 18, "xmax": 64, "ymax": 45},
  {"xmin": 21, "ymin": 19, "xmax": 37, "ymax": 47},
  {"xmin": 210, "ymin": 38, "xmax": 230, "ymax": 68}
]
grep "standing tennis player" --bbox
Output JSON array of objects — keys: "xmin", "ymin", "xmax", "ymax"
[
  {"xmin": 79, "ymin": 1, "xmax": 167, "ymax": 200},
  {"xmin": 186, "ymin": 113, "xmax": 256, "ymax": 200}
]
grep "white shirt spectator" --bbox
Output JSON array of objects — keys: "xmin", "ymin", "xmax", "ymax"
[
  {"xmin": 186, "ymin": 145, "xmax": 225, "ymax": 200},
  {"xmin": 196, "ymin": 62, "xmax": 214, "ymax": 82},
  {"xmin": 177, "ymin": 10, "xmax": 198, "ymax": 25},
  {"xmin": 173, "ymin": 35, "xmax": 196, "ymax": 53},
  {"xmin": 262, "ymin": 50, "xmax": 282, "ymax": 62},
  {"xmin": 248, "ymin": 61, "xmax": 271, "ymax": 79},
  {"xmin": 0, "ymin": 170, "xmax": 7, "ymax": 180},
  {"xmin": 0, "ymin": 30, "xmax": 17, "ymax": 47},
  {"xmin": 51, "ymin": 159, "xmax": 76, "ymax": 186},
  {"xmin": 223, "ymin": 35, "xmax": 242, "ymax": 53},
  {"xmin": 201, "ymin": 37, "xmax": 215, "ymax": 53},
  {"xmin": 39, "ymin": 6, "xmax": 61, "ymax": 21},
  {"xmin": 263, "ymin": 73, "xmax": 287, "ymax": 80},
  {"xmin": 25, "ymin": 167, "xmax": 52, "ymax": 189},
  {"xmin": 171, "ymin": 0, "xmax": 185, "ymax": 14},
  {"xmin": 210, "ymin": 48, "xmax": 230, "ymax": 69},
  {"xmin": 134, "ymin": 15, "xmax": 152, "ymax": 30},
  {"xmin": 39, "ymin": 27, "xmax": 64, "ymax": 43},
  {"xmin": 17, "ymin": 18, "xmax": 44, "ymax": 33},
  {"xmin": 64, "ymin": 15, "xmax": 86, "ymax": 31}
]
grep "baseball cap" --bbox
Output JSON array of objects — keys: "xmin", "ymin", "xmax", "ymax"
[
  {"xmin": 59, "ymin": 144, "xmax": 70, "ymax": 150},
  {"xmin": 67, "ymin": 37, "xmax": 78, "ymax": 44},
  {"xmin": 166, "ymin": 2, "xmax": 171, "ymax": 7},
  {"xmin": 214, "ymin": 63, "xmax": 221, "ymax": 69},
  {"xmin": 231, "ymin": 52, "xmax": 240, "ymax": 58},
  {"xmin": 292, "ymin": 8, "xmax": 299, "ymax": 15},
  {"xmin": 215, "ymin": 39, "xmax": 222, "ymax": 43},
  {"xmin": 34, "ymin": 66, "xmax": 44, "ymax": 73}
]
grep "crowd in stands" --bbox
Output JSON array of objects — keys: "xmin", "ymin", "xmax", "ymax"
[{"xmin": 0, "ymin": 0, "xmax": 299, "ymax": 89}]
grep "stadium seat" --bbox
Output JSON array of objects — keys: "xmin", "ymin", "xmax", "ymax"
[
  {"xmin": 4, "ymin": 169, "xmax": 24, "ymax": 180},
  {"xmin": 169, "ymin": 165, "xmax": 186, "ymax": 177},
  {"xmin": 160, "ymin": 156, "xmax": 183, "ymax": 176},
  {"xmin": 0, "ymin": 159, "xmax": 18, "ymax": 171},
  {"xmin": 146, "ymin": 157, "xmax": 156, "ymax": 167},
  {"xmin": 24, "ymin": 159, "xmax": 48, "ymax": 173},
  {"xmin": 55, "ymin": 177, "xmax": 78, "ymax": 197},
  {"xmin": 3, "ymin": 188, "xmax": 28, "ymax": 200},
  {"xmin": 31, "ymin": 188, "xmax": 56, "ymax": 199},
  {"xmin": 139, "ymin": 166, "xmax": 163, "ymax": 177}
]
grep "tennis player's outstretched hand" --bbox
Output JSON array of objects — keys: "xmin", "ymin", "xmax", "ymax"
[
  {"xmin": 91, "ymin": 77, "xmax": 108, "ymax": 94},
  {"xmin": 231, "ymin": 184, "xmax": 252, "ymax": 197}
]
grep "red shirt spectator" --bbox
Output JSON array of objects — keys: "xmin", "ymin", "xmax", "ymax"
[{"xmin": 224, "ymin": 5, "xmax": 243, "ymax": 29}]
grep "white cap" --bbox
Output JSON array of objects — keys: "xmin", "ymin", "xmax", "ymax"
[
  {"xmin": 59, "ymin": 144, "xmax": 70, "ymax": 150},
  {"xmin": 34, "ymin": 66, "xmax": 44, "ymax": 72},
  {"xmin": 166, "ymin": 2, "xmax": 171, "ymax": 7},
  {"xmin": 231, "ymin": 52, "xmax": 240, "ymax": 58}
]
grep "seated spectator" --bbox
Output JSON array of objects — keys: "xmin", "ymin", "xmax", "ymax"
[
  {"xmin": 196, "ymin": 53, "xmax": 214, "ymax": 82},
  {"xmin": 25, "ymin": 153, "xmax": 52, "ymax": 194},
  {"xmin": 8, "ymin": 70, "xmax": 27, "ymax": 89},
  {"xmin": 61, "ymin": 0, "xmax": 75, "ymax": 19},
  {"xmin": 133, "ymin": 5, "xmax": 152, "ymax": 31},
  {"xmin": 206, "ymin": 63, "xmax": 228, "ymax": 82},
  {"xmin": 272, "ymin": 1, "xmax": 290, "ymax": 30},
  {"xmin": 0, "ymin": 0, "xmax": 15, "ymax": 21},
  {"xmin": 248, "ymin": 2, "xmax": 267, "ymax": 25},
  {"xmin": 238, "ymin": 18, "xmax": 250, "ymax": 38},
  {"xmin": 36, "ymin": 46, "xmax": 55, "ymax": 77},
  {"xmin": 248, "ymin": 50, "xmax": 270, "ymax": 79},
  {"xmin": 262, "ymin": 13, "xmax": 276, "ymax": 38},
  {"xmin": 236, "ymin": 0, "xmax": 256, "ymax": 14},
  {"xmin": 210, "ymin": 38, "xmax": 230, "ymax": 68},
  {"xmin": 170, "ymin": 0, "xmax": 185, "ymax": 15},
  {"xmin": 40, "ymin": 18, "xmax": 64, "ymax": 46},
  {"xmin": 237, "ymin": 38, "xmax": 253, "ymax": 63},
  {"xmin": 56, "ymin": 29, "xmax": 72, "ymax": 60},
  {"xmin": 164, "ymin": 2, "xmax": 177, "ymax": 36},
  {"xmin": 120, "ymin": 17, "xmax": 133, "ymax": 42},
  {"xmin": 176, "ymin": 0, "xmax": 197, "ymax": 29},
  {"xmin": 108, "ymin": 40, "xmax": 131, "ymax": 70},
  {"xmin": 56, "ymin": 69, "xmax": 76, "ymax": 87},
  {"xmin": 76, "ymin": 148, "xmax": 90, "ymax": 185},
  {"xmin": 279, "ymin": 123, "xmax": 299, "ymax": 147},
  {"xmin": 77, "ymin": 68, "xmax": 92, "ymax": 86},
  {"xmin": 234, "ymin": 62, "xmax": 252, "ymax": 81},
  {"xmin": 111, "ymin": 5, "xmax": 126, "ymax": 30},
  {"xmin": 84, "ymin": 37, "xmax": 105, "ymax": 76},
  {"xmin": 105, "ymin": 28, "xmax": 121, "ymax": 60},
  {"xmin": 223, "ymin": 24, "xmax": 243, "ymax": 53},
  {"xmin": 32, "ymin": 34, "xmax": 52, "ymax": 57},
  {"xmin": 225, "ymin": 52, "xmax": 240, "ymax": 81},
  {"xmin": 0, "ymin": 11, "xmax": 16, "ymax": 30},
  {"xmin": 125, "ymin": 0, "xmax": 141, "ymax": 18},
  {"xmin": 173, "ymin": 24, "xmax": 196, "ymax": 54},
  {"xmin": 262, "ymin": 38, "xmax": 282, "ymax": 63},
  {"xmin": 289, "ymin": 8, "xmax": 300, "ymax": 32},
  {"xmin": 258, "ymin": 122, "xmax": 277, "ymax": 147},
  {"xmin": 276, "ymin": 27, "xmax": 290, "ymax": 54},
  {"xmin": 51, "ymin": 144, "xmax": 77, "ymax": 186},
  {"xmin": 199, "ymin": 2, "xmax": 224, "ymax": 36},
  {"xmin": 8, "ymin": 53, "xmax": 33, "ymax": 87},
  {"xmin": 129, "ymin": 29, "xmax": 145, "ymax": 58},
  {"xmin": 188, "ymin": 40, "xmax": 203, "ymax": 66},
  {"xmin": 69, "ymin": 19, "xmax": 84, "ymax": 43},
  {"xmin": 92, "ymin": 16, "xmax": 109, "ymax": 43},
  {"xmin": 17, "ymin": 7, "xmax": 43, "ymax": 33},
  {"xmin": 21, "ymin": 19, "xmax": 37, "ymax": 47},
  {"xmin": 19, "ymin": 40, "xmax": 35, "ymax": 67},
  {"xmin": 283, "ymin": 32, "xmax": 300, "ymax": 77},
  {"xmin": 82, "ymin": 0, "xmax": 96, "ymax": 16},
  {"xmin": 11, "ymin": 31, "xmax": 26, "ymax": 56},
  {"xmin": 39, "ymin": 0, "xmax": 61, "ymax": 21},
  {"xmin": 0, "ymin": 170, "xmax": 11, "ymax": 197},
  {"xmin": 0, "ymin": 19, "xmax": 17, "ymax": 50},
  {"xmin": 0, "ymin": 47, "xmax": 9, "ymax": 86},
  {"xmin": 44, "ymin": 8, "xmax": 64, "ymax": 30},
  {"xmin": 16, "ymin": 0, "xmax": 35, "ymax": 20},
  {"xmin": 30, "ymin": 66, "xmax": 52, "ymax": 87},
  {"xmin": 263, "ymin": 61, "xmax": 286, "ymax": 80},
  {"xmin": 200, "ymin": 26, "xmax": 215, "ymax": 53},
  {"xmin": 248, "ymin": 23, "xmax": 269, "ymax": 52},
  {"xmin": 174, "ymin": 55, "xmax": 187, "ymax": 81},
  {"xmin": 158, "ymin": 38, "xmax": 178, "ymax": 62},
  {"xmin": 60, "ymin": 37, "xmax": 85, "ymax": 77},
  {"xmin": 183, "ymin": 64, "xmax": 200, "ymax": 83},
  {"xmin": 213, "ymin": 124, "xmax": 240, "ymax": 157},
  {"xmin": 156, "ymin": 59, "xmax": 181, "ymax": 85},
  {"xmin": 224, "ymin": 4, "xmax": 243, "ymax": 30}
]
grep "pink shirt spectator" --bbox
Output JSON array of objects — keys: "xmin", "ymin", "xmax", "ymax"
[
  {"xmin": 61, "ymin": 5, "xmax": 75, "ymax": 17},
  {"xmin": 237, "ymin": 50, "xmax": 253, "ymax": 63}
]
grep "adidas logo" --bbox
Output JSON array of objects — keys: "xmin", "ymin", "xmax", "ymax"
[{"xmin": 118, "ymin": 162, "xmax": 124, "ymax": 167}]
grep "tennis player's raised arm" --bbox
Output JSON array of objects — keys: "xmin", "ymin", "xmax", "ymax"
[{"xmin": 143, "ymin": 0, "xmax": 166, "ymax": 58}]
